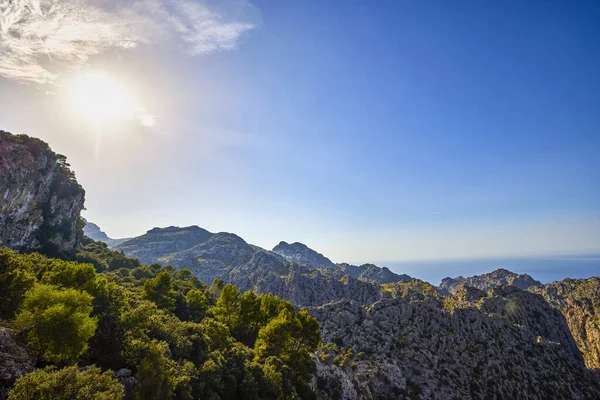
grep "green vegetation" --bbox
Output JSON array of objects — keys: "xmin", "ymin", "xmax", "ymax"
[
  {"xmin": 8, "ymin": 366, "xmax": 123, "ymax": 400},
  {"xmin": 1, "ymin": 246, "xmax": 321, "ymax": 399}
]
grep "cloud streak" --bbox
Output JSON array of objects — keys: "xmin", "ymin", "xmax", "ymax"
[{"xmin": 0, "ymin": 0, "xmax": 256, "ymax": 84}]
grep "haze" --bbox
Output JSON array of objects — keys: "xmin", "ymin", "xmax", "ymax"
[{"xmin": 1, "ymin": 0, "xmax": 598, "ymax": 263}]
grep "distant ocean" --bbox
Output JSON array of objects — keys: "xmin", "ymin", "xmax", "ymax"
[{"xmin": 379, "ymin": 254, "xmax": 600, "ymax": 286}]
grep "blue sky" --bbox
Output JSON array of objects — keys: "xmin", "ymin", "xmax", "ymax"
[{"xmin": 0, "ymin": 0, "xmax": 599, "ymax": 262}]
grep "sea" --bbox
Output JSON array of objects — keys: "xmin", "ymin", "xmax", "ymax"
[{"xmin": 379, "ymin": 254, "xmax": 600, "ymax": 286}]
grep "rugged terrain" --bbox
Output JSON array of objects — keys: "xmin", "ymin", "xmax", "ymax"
[
  {"xmin": 273, "ymin": 241, "xmax": 412, "ymax": 284},
  {"xmin": 530, "ymin": 277, "xmax": 600, "ymax": 370},
  {"xmin": 112, "ymin": 226, "xmax": 402, "ymax": 306},
  {"xmin": 439, "ymin": 268, "xmax": 542, "ymax": 295},
  {"xmin": 311, "ymin": 283, "xmax": 600, "ymax": 399},
  {"xmin": 0, "ymin": 131, "xmax": 85, "ymax": 256}
]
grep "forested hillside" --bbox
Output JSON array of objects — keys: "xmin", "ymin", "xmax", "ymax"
[{"xmin": 0, "ymin": 243, "xmax": 320, "ymax": 399}]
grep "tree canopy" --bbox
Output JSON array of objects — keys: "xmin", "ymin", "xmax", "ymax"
[{"xmin": 1, "ymin": 245, "xmax": 321, "ymax": 399}]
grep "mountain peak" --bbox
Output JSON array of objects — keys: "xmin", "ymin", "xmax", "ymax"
[
  {"xmin": 272, "ymin": 241, "xmax": 336, "ymax": 269},
  {"xmin": 439, "ymin": 268, "xmax": 542, "ymax": 295}
]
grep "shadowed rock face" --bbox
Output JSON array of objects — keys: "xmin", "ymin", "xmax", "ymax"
[
  {"xmin": 529, "ymin": 277, "xmax": 600, "ymax": 370},
  {"xmin": 439, "ymin": 268, "xmax": 542, "ymax": 295},
  {"xmin": 0, "ymin": 131, "xmax": 85, "ymax": 256},
  {"xmin": 0, "ymin": 328, "xmax": 34, "ymax": 399},
  {"xmin": 310, "ymin": 283, "xmax": 600, "ymax": 400}
]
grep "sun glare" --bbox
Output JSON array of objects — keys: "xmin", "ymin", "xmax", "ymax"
[{"xmin": 71, "ymin": 73, "xmax": 135, "ymax": 125}]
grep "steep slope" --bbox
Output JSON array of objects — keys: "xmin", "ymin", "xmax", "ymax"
[
  {"xmin": 311, "ymin": 283, "xmax": 600, "ymax": 399},
  {"xmin": 272, "ymin": 241, "xmax": 412, "ymax": 284},
  {"xmin": 83, "ymin": 220, "xmax": 130, "ymax": 248},
  {"xmin": 529, "ymin": 277, "xmax": 600, "ymax": 370},
  {"xmin": 0, "ymin": 131, "xmax": 85, "ymax": 256},
  {"xmin": 439, "ymin": 268, "xmax": 542, "ymax": 295}
]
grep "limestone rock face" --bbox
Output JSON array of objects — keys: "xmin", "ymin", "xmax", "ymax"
[
  {"xmin": 439, "ymin": 268, "xmax": 542, "ymax": 295},
  {"xmin": 0, "ymin": 328, "xmax": 35, "ymax": 400},
  {"xmin": 309, "ymin": 283, "xmax": 600, "ymax": 399},
  {"xmin": 0, "ymin": 131, "xmax": 85, "ymax": 256},
  {"xmin": 530, "ymin": 277, "xmax": 600, "ymax": 370}
]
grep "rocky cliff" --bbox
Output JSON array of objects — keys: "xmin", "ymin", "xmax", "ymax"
[
  {"xmin": 310, "ymin": 283, "xmax": 600, "ymax": 399},
  {"xmin": 0, "ymin": 131, "xmax": 85, "ymax": 256},
  {"xmin": 439, "ymin": 268, "xmax": 542, "ymax": 295},
  {"xmin": 529, "ymin": 277, "xmax": 600, "ymax": 370}
]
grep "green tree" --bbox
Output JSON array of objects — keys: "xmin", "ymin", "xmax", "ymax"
[
  {"xmin": 86, "ymin": 279, "xmax": 127, "ymax": 369},
  {"xmin": 234, "ymin": 291, "xmax": 262, "ymax": 346},
  {"xmin": 209, "ymin": 278, "xmax": 225, "ymax": 297},
  {"xmin": 41, "ymin": 260, "xmax": 96, "ymax": 290},
  {"xmin": 199, "ymin": 317, "xmax": 232, "ymax": 352},
  {"xmin": 9, "ymin": 365, "xmax": 123, "ymax": 400},
  {"xmin": 212, "ymin": 284, "xmax": 241, "ymax": 329},
  {"xmin": 254, "ymin": 308, "xmax": 320, "ymax": 397},
  {"xmin": 14, "ymin": 284, "xmax": 97, "ymax": 364},
  {"xmin": 0, "ymin": 249, "xmax": 36, "ymax": 320},
  {"xmin": 186, "ymin": 289, "xmax": 208, "ymax": 322},
  {"xmin": 144, "ymin": 270, "xmax": 176, "ymax": 311},
  {"xmin": 134, "ymin": 340, "xmax": 177, "ymax": 400}
]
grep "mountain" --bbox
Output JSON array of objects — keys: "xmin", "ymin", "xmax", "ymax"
[
  {"xmin": 272, "ymin": 241, "xmax": 412, "ymax": 284},
  {"xmin": 439, "ymin": 268, "xmax": 542, "ymax": 295},
  {"xmin": 336, "ymin": 262, "xmax": 413, "ymax": 284},
  {"xmin": 273, "ymin": 241, "xmax": 337, "ymax": 269},
  {"xmin": 0, "ymin": 131, "xmax": 85, "ymax": 256},
  {"xmin": 530, "ymin": 277, "xmax": 600, "ymax": 370},
  {"xmin": 311, "ymin": 283, "xmax": 600, "ymax": 399},
  {"xmin": 115, "ymin": 226, "xmax": 382, "ymax": 306},
  {"xmin": 82, "ymin": 220, "xmax": 131, "ymax": 248}
]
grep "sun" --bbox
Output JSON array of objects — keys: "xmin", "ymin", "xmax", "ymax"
[{"xmin": 71, "ymin": 73, "xmax": 135, "ymax": 125}]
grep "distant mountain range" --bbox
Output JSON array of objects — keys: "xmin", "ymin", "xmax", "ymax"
[
  {"xmin": 103, "ymin": 224, "xmax": 407, "ymax": 306},
  {"xmin": 82, "ymin": 220, "xmax": 131, "ymax": 248}
]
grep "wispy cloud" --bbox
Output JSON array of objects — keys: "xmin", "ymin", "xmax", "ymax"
[{"xmin": 0, "ymin": 0, "xmax": 257, "ymax": 84}]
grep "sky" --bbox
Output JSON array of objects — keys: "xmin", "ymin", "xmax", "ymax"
[{"xmin": 0, "ymin": 0, "xmax": 599, "ymax": 264}]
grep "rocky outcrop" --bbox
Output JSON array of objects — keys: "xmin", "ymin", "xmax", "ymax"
[
  {"xmin": 309, "ymin": 284, "xmax": 600, "ymax": 399},
  {"xmin": 439, "ymin": 268, "xmax": 542, "ymax": 295},
  {"xmin": 0, "ymin": 328, "xmax": 35, "ymax": 400},
  {"xmin": 83, "ymin": 220, "xmax": 131, "ymax": 248},
  {"xmin": 273, "ymin": 241, "xmax": 337, "ymax": 269},
  {"xmin": 529, "ymin": 277, "xmax": 600, "ymax": 370},
  {"xmin": 0, "ymin": 131, "xmax": 85, "ymax": 256},
  {"xmin": 336, "ymin": 263, "xmax": 413, "ymax": 284}
]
